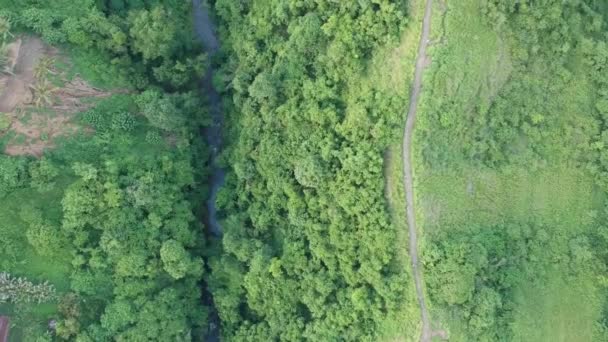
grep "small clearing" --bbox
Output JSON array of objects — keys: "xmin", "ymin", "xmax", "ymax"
[{"xmin": 0, "ymin": 36, "xmax": 111, "ymax": 156}]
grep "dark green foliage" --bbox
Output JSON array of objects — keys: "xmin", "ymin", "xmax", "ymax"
[
  {"xmin": 425, "ymin": 215, "xmax": 608, "ymax": 340},
  {"xmin": 145, "ymin": 130, "xmax": 162, "ymax": 144},
  {"xmin": 425, "ymin": 223, "xmax": 533, "ymax": 340},
  {"xmin": 153, "ymin": 54, "xmax": 207, "ymax": 89},
  {"xmin": 6, "ymin": 0, "xmax": 205, "ymax": 90},
  {"xmin": 0, "ymin": 155, "xmax": 29, "ymax": 196},
  {"xmin": 52, "ymin": 133, "xmax": 205, "ymax": 339},
  {"xmin": 135, "ymin": 90, "xmax": 184, "ymax": 131},
  {"xmin": 210, "ymin": 0, "xmax": 411, "ymax": 340},
  {"xmin": 0, "ymin": 0, "xmax": 212, "ymax": 340},
  {"xmin": 29, "ymin": 157, "xmax": 59, "ymax": 192},
  {"xmin": 160, "ymin": 239, "xmax": 203, "ymax": 280},
  {"xmin": 128, "ymin": 6, "xmax": 176, "ymax": 60},
  {"xmin": 55, "ymin": 293, "xmax": 81, "ymax": 339},
  {"xmin": 25, "ymin": 220, "xmax": 64, "ymax": 257},
  {"xmin": 110, "ymin": 111, "xmax": 136, "ymax": 132},
  {"xmin": 82, "ymin": 96, "xmax": 136, "ymax": 132}
]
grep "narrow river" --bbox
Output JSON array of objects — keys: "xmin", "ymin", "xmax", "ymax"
[
  {"xmin": 192, "ymin": 0, "xmax": 223, "ymax": 340},
  {"xmin": 193, "ymin": 0, "xmax": 224, "ymax": 238}
]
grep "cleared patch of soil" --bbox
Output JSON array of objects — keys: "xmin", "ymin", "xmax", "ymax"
[
  {"xmin": 0, "ymin": 78, "xmax": 29, "ymax": 113},
  {"xmin": 3, "ymin": 109, "xmax": 80, "ymax": 156},
  {"xmin": 0, "ymin": 36, "xmax": 111, "ymax": 156},
  {"xmin": 0, "ymin": 37, "xmax": 42, "ymax": 111},
  {"xmin": 3, "ymin": 38, "xmax": 21, "ymax": 72}
]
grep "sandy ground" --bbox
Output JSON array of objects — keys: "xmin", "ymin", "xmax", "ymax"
[{"xmin": 0, "ymin": 37, "xmax": 40, "ymax": 112}]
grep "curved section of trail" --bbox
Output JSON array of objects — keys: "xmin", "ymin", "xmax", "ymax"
[{"xmin": 402, "ymin": 1, "xmax": 434, "ymax": 341}]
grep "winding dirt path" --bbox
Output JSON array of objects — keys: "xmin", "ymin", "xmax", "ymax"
[{"xmin": 402, "ymin": 0, "xmax": 435, "ymax": 341}]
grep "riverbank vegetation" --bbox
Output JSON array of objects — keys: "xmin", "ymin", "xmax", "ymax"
[
  {"xmin": 417, "ymin": 0, "xmax": 608, "ymax": 340},
  {"xmin": 0, "ymin": 0, "xmax": 212, "ymax": 340},
  {"xmin": 207, "ymin": 0, "xmax": 421, "ymax": 340}
]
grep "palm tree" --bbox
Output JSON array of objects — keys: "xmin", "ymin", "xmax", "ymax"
[
  {"xmin": 34, "ymin": 57, "xmax": 55, "ymax": 80},
  {"xmin": 0, "ymin": 42, "xmax": 12, "ymax": 76},
  {"xmin": 0, "ymin": 17, "xmax": 12, "ymax": 43},
  {"xmin": 30, "ymin": 79, "xmax": 57, "ymax": 107},
  {"xmin": 0, "ymin": 16, "xmax": 13, "ymax": 75}
]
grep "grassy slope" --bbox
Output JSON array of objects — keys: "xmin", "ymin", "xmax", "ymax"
[
  {"xmin": 0, "ymin": 174, "xmax": 73, "ymax": 340},
  {"xmin": 511, "ymin": 269, "xmax": 602, "ymax": 342},
  {"xmin": 409, "ymin": 0, "xmax": 512, "ymax": 337},
  {"xmin": 412, "ymin": 0, "xmax": 606, "ymax": 341},
  {"xmin": 419, "ymin": 167, "xmax": 603, "ymax": 341}
]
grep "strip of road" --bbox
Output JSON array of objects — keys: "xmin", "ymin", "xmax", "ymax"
[{"xmin": 401, "ymin": 0, "xmax": 434, "ymax": 341}]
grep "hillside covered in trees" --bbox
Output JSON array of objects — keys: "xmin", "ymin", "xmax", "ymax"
[
  {"xmin": 207, "ymin": 0, "xmax": 420, "ymax": 340},
  {"xmin": 0, "ymin": 0, "xmax": 422, "ymax": 341},
  {"xmin": 0, "ymin": 0, "xmax": 211, "ymax": 340},
  {"xmin": 2, "ymin": 0, "xmax": 608, "ymax": 341}
]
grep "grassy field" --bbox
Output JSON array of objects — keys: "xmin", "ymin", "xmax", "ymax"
[
  {"xmin": 418, "ymin": 166, "xmax": 602, "ymax": 235},
  {"xmin": 407, "ymin": 0, "xmax": 608, "ymax": 340},
  {"xmin": 417, "ymin": 166, "xmax": 605, "ymax": 341},
  {"xmin": 510, "ymin": 269, "xmax": 602, "ymax": 342}
]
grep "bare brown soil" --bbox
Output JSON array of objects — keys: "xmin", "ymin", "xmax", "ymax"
[
  {"xmin": 3, "ymin": 38, "xmax": 21, "ymax": 72},
  {"xmin": 0, "ymin": 36, "xmax": 111, "ymax": 156},
  {"xmin": 0, "ymin": 316, "xmax": 8, "ymax": 342}
]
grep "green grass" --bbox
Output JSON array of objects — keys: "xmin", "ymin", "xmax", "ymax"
[
  {"xmin": 0, "ymin": 174, "xmax": 74, "ymax": 341},
  {"xmin": 419, "ymin": 0, "xmax": 511, "ymax": 139},
  {"xmin": 417, "ymin": 165, "xmax": 605, "ymax": 341},
  {"xmin": 0, "ymin": 113, "xmax": 10, "ymax": 130},
  {"xmin": 511, "ymin": 269, "xmax": 603, "ymax": 342},
  {"xmin": 18, "ymin": 110, "xmax": 33, "ymax": 124},
  {"xmin": 417, "ymin": 166, "xmax": 602, "ymax": 235},
  {"xmin": 380, "ymin": 0, "xmax": 510, "ymax": 338},
  {"xmin": 12, "ymin": 133, "xmax": 26, "ymax": 145},
  {"xmin": 408, "ymin": 0, "xmax": 608, "ymax": 340}
]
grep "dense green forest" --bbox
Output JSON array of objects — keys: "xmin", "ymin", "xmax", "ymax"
[
  {"xmin": 417, "ymin": 0, "xmax": 608, "ymax": 340},
  {"xmin": 0, "ymin": 0, "xmax": 423, "ymax": 341},
  {"xmin": 208, "ymin": 0, "xmax": 419, "ymax": 340},
  {"xmin": 3, "ymin": 0, "xmax": 608, "ymax": 341},
  {"xmin": 0, "ymin": 0, "xmax": 211, "ymax": 340}
]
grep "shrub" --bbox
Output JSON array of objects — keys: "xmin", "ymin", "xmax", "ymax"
[
  {"xmin": 26, "ymin": 222, "xmax": 63, "ymax": 256},
  {"xmin": 29, "ymin": 157, "xmax": 59, "ymax": 192},
  {"xmin": 110, "ymin": 111, "xmax": 136, "ymax": 132}
]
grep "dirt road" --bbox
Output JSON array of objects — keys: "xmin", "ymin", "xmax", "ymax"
[{"xmin": 402, "ymin": 0, "xmax": 434, "ymax": 341}]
